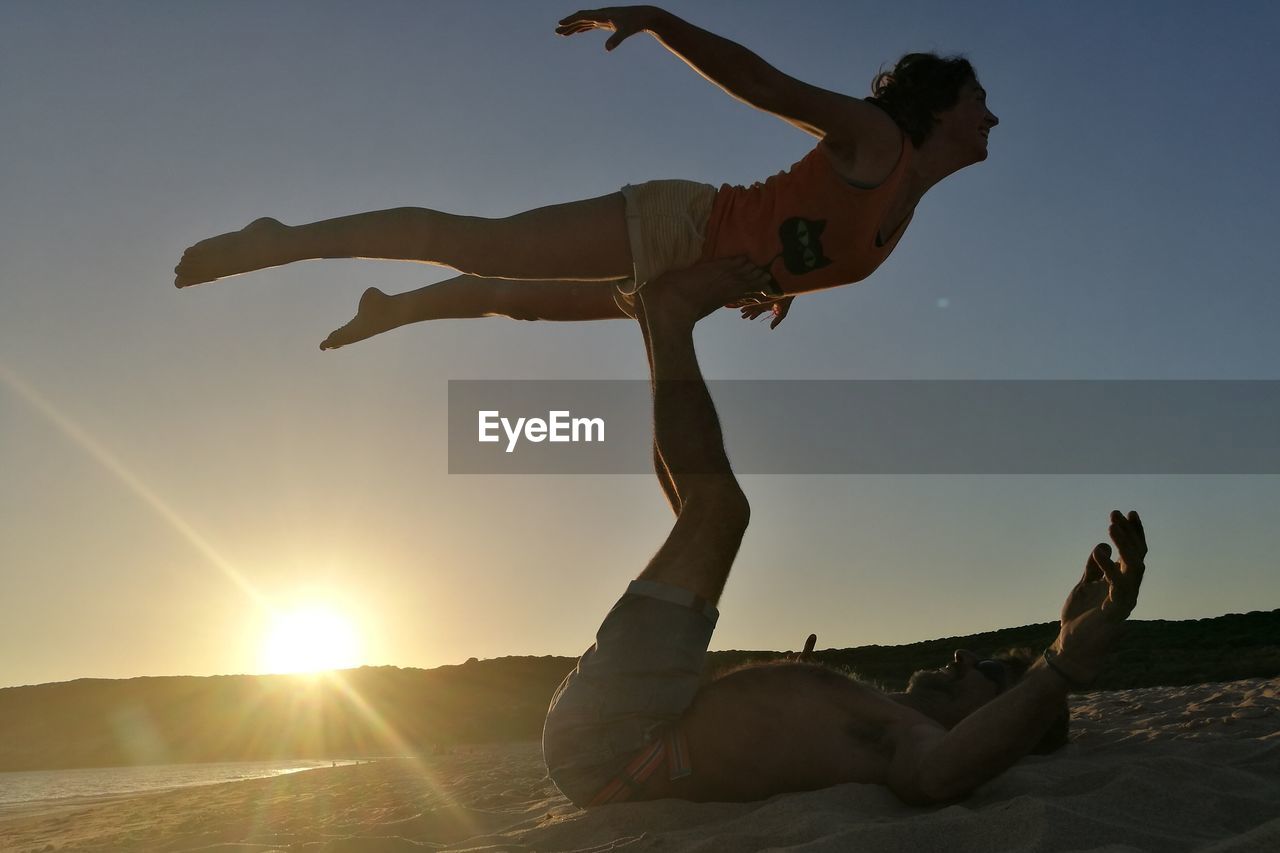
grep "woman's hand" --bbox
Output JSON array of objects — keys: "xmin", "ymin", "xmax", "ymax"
[
  {"xmin": 556, "ymin": 7, "xmax": 662, "ymax": 51},
  {"xmin": 736, "ymin": 295, "xmax": 795, "ymax": 329}
]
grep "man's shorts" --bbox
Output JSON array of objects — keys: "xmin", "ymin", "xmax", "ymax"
[
  {"xmin": 542, "ymin": 579, "xmax": 719, "ymax": 807},
  {"xmin": 614, "ymin": 179, "xmax": 719, "ymax": 316}
]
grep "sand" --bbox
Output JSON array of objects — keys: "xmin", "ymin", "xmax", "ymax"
[{"xmin": 1, "ymin": 677, "xmax": 1275, "ymax": 853}]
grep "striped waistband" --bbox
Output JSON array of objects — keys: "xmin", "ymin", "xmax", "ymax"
[{"xmin": 587, "ymin": 728, "xmax": 692, "ymax": 807}]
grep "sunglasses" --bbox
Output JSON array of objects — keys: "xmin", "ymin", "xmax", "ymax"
[{"xmin": 975, "ymin": 659, "xmax": 1009, "ymax": 693}]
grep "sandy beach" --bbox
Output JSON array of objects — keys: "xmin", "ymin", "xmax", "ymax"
[{"xmin": 2, "ymin": 677, "xmax": 1275, "ymax": 853}]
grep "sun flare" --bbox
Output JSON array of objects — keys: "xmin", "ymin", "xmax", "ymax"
[{"xmin": 261, "ymin": 605, "xmax": 364, "ymax": 675}]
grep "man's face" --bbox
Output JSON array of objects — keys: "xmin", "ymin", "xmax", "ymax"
[{"xmin": 905, "ymin": 649, "xmax": 1009, "ymax": 727}]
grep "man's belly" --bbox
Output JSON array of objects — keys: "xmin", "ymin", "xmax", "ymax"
[{"xmin": 654, "ymin": 663, "xmax": 904, "ymax": 802}]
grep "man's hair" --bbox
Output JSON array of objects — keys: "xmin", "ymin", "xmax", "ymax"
[
  {"xmin": 995, "ymin": 647, "xmax": 1072, "ymax": 754},
  {"xmin": 865, "ymin": 53, "xmax": 978, "ymax": 147}
]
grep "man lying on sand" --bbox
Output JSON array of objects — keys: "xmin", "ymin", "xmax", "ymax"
[{"xmin": 542, "ymin": 259, "xmax": 1148, "ymax": 807}]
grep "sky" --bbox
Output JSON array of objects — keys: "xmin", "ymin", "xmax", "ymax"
[{"xmin": 2, "ymin": 1, "xmax": 1278, "ymax": 690}]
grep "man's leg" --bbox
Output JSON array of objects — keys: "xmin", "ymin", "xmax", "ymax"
[
  {"xmin": 632, "ymin": 264, "xmax": 764, "ymax": 603},
  {"xmin": 633, "ymin": 299, "xmax": 682, "ymax": 514},
  {"xmin": 633, "ymin": 259, "xmax": 777, "ymax": 524},
  {"xmin": 540, "ymin": 260, "xmax": 774, "ymax": 806}
]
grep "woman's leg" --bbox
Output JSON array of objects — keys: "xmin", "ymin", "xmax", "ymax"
[
  {"xmin": 319, "ymin": 276, "xmax": 631, "ymax": 350},
  {"xmin": 175, "ymin": 194, "xmax": 633, "ymax": 287}
]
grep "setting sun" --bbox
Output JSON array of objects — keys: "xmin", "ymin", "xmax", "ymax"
[{"xmin": 261, "ymin": 605, "xmax": 364, "ymax": 674}]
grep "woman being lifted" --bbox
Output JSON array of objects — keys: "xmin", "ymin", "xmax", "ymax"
[{"xmin": 174, "ymin": 6, "xmax": 998, "ymax": 344}]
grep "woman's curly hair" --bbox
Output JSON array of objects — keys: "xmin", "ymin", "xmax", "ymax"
[{"xmin": 866, "ymin": 53, "xmax": 978, "ymax": 147}]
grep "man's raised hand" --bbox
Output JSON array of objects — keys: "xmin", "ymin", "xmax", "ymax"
[{"xmin": 1053, "ymin": 510, "xmax": 1148, "ymax": 682}]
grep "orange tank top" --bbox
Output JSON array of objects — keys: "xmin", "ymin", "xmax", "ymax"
[{"xmin": 699, "ymin": 137, "xmax": 914, "ymax": 294}]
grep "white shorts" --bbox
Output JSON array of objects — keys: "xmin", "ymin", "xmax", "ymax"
[{"xmin": 616, "ymin": 180, "xmax": 718, "ymax": 309}]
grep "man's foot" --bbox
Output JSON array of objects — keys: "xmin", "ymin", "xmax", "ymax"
[
  {"xmin": 640, "ymin": 259, "xmax": 780, "ymax": 327},
  {"xmin": 174, "ymin": 217, "xmax": 294, "ymax": 287},
  {"xmin": 320, "ymin": 287, "xmax": 401, "ymax": 350}
]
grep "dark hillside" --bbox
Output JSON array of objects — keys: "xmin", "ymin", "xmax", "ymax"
[{"xmin": 2, "ymin": 609, "xmax": 1275, "ymax": 772}]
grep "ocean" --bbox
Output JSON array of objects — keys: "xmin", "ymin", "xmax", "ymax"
[{"xmin": 0, "ymin": 759, "xmax": 360, "ymax": 808}]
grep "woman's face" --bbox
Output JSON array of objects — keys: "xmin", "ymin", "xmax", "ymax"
[{"xmin": 934, "ymin": 78, "xmax": 1000, "ymax": 162}]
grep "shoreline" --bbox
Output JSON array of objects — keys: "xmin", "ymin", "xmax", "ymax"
[{"xmin": 0, "ymin": 759, "xmax": 369, "ymax": 820}]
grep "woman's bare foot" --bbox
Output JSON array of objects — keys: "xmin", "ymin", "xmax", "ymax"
[
  {"xmin": 174, "ymin": 217, "xmax": 295, "ymax": 287},
  {"xmin": 320, "ymin": 287, "xmax": 404, "ymax": 350}
]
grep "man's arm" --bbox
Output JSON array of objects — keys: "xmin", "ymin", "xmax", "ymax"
[
  {"xmin": 556, "ymin": 7, "xmax": 900, "ymax": 149},
  {"xmin": 890, "ymin": 511, "xmax": 1148, "ymax": 804},
  {"xmin": 887, "ymin": 663, "xmax": 1071, "ymax": 805}
]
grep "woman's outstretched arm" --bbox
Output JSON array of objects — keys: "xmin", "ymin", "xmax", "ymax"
[{"xmin": 557, "ymin": 6, "xmax": 899, "ymax": 149}]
